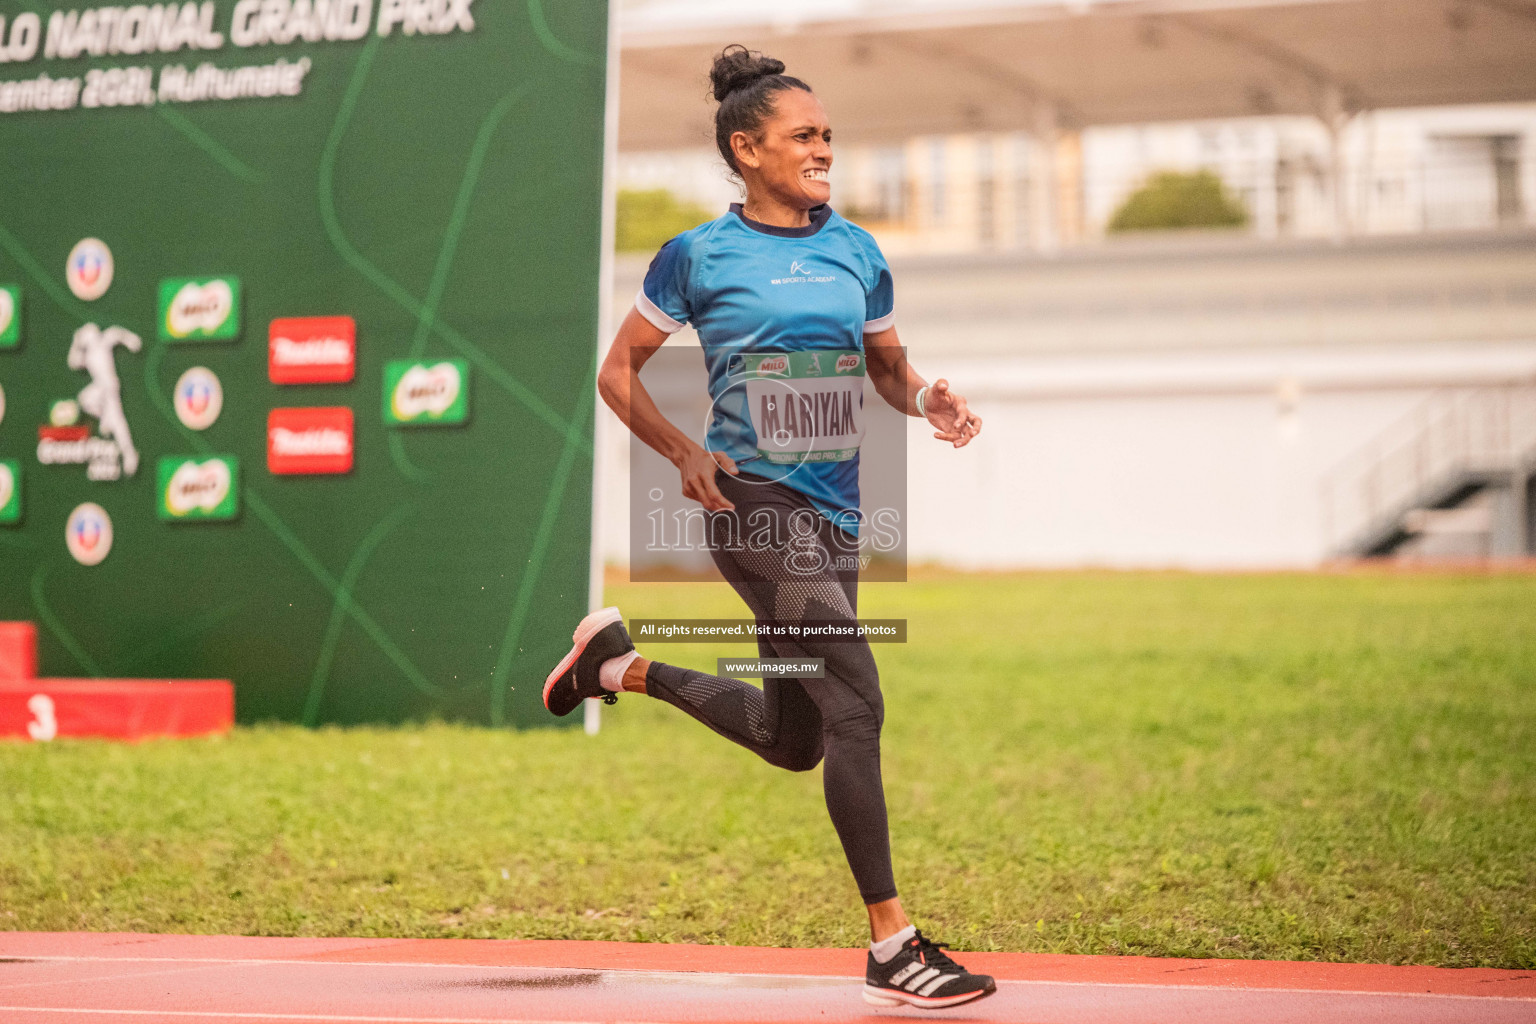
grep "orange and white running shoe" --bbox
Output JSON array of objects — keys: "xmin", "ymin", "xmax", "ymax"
[{"xmin": 542, "ymin": 607, "xmax": 634, "ymax": 717}]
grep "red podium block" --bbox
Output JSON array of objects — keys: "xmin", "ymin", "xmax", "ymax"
[
  {"xmin": 0, "ymin": 679, "xmax": 234, "ymax": 741},
  {"xmin": 0, "ymin": 622, "xmax": 37, "ymax": 680}
]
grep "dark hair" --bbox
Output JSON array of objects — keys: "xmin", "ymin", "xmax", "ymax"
[{"xmin": 709, "ymin": 44, "xmax": 812, "ymax": 176}]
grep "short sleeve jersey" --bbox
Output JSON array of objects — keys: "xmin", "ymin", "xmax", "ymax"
[{"xmin": 636, "ymin": 204, "xmax": 894, "ymax": 534}]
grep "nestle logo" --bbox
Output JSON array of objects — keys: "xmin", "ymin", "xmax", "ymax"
[
  {"xmin": 267, "ymin": 407, "xmax": 353, "ymax": 474},
  {"xmin": 269, "ymin": 316, "xmax": 356, "ymax": 384}
]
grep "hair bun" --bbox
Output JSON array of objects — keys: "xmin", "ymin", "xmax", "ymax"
[{"xmin": 710, "ymin": 44, "xmax": 787, "ymax": 102}]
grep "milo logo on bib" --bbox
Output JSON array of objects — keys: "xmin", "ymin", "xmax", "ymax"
[{"xmin": 739, "ymin": 350, "xmax": 865, "ymax": 465}]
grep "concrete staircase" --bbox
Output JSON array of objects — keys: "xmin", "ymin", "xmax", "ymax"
[{"xmin": 1321, "ymin": 385, "xmax": 1536, "ymax": 558}]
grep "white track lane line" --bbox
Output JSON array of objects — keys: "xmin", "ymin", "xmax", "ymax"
[
  {"xmin": 0, "ymin": 1010, "xmax": 611, "ymax": 1024},
  {"xmin": 0, "ymin": 962, "xmax": 236, "ymax": 993},
  {"xmin": 0, "ymin": 954, "xmax": 1531, "ymax": 1004}
]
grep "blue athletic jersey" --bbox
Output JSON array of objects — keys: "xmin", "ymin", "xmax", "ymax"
[{"xmin": 636, "ymin": 204, "xmax": 895, "ymax": 533}]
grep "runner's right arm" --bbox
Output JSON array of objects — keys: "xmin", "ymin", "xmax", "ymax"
[{"xmin": 598, "ymin": 307, "xmax": 739, "ymax": 512}]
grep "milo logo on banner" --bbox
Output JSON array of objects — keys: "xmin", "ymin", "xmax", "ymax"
[
  {"xmin": 384, "ymin": 359, "xmax": 469, "ymax": 425},
  {"xmin": 157, "ymin": 455, "xmax": 239, "ymax": 521},
  {"xmin": 0, "ymin": 460, "xmax": 20, "ymax": 525},
  {"xmin": 0, "ymin": 284, "xmax": 18, "ymax": 348},
  {"xmin": 738, "ymin": 350, "xmax": 865, "ymax": 465},
  {"xmin": 158, "ymin": 277, "xmax": 240, "ymax": 342}
]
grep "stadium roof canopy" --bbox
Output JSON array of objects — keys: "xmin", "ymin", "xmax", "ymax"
[{"xmin": 616, "ymin": 0, "xmax": 1536, "ymax": 150}]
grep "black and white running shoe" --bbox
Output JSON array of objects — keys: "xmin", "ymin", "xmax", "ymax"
[
  {"xmin": 863, "ymin": 930, "xmax": 996, "ymax": 1009},
  {"xmin": 542, "ymin": 607, "xmax": 634, "ymax": 717}
]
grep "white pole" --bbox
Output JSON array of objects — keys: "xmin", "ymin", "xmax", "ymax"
[{"xmin": 585, "ymin": 0, "xmax": 623, "ymax": 737}]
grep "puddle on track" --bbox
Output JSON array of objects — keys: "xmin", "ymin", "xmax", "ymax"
[
  {"xmin": 435, "ymin": 972, "xmax": 603, "ymax": 991},
  {"xmin": 423, "ymin": 967, "xmax": 851, "ymax": 993}
]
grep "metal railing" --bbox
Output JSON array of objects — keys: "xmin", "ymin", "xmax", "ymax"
[{"xmin": 1320, "ymin": 384, "xmax": 1536, "ymax": 556}]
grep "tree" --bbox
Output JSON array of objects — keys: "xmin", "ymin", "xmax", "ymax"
[
  {"xmin": 615, "ymin": 189, "xmax": 714, "ymax": 252},
  {"xmin": 1107, "ymin": 170, "xmax": 1249, "ymax": 233}
]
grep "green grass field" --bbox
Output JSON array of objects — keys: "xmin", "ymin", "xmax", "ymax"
[{"xmin": 2, "ymin": 571, "xmax": 1533, "ymax": 967}]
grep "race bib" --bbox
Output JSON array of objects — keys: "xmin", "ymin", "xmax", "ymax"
[{"xmin": 738, "ymin": 350, "xmax": 865, "ymax": 465}]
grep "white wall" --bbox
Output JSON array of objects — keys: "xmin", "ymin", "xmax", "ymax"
[{"xmin": 903, "ymin": 346, "xmax": 1536, "ymax": 568}]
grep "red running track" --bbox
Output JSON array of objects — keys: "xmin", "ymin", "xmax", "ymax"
[{"xmin": 0, "ymin": 932, "xmax": 1531, "ymax": 1024}]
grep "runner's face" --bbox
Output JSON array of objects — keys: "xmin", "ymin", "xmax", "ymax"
[{"xmin": 739, "ymin": 89, "xmax": 832, "ymax": 210}]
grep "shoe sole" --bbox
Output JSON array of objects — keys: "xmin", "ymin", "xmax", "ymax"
[
  {"xmin": 542, "ymin": 606, "xmax": 625, "ymax": 712},
  {"xmin": 861, "ymin": 983, "xmax": 995, "ymax": 1009}
]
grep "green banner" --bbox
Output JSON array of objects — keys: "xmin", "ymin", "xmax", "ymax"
[{"xmin": 0, "ymin": 0, "xmax": 608, "ymax": 727}]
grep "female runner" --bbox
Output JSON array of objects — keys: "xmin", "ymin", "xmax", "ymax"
[{"xmin": 543, "ymin": 45, "xmax": 990, "ymax": 1010}]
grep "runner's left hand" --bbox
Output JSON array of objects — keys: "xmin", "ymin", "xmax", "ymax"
[{"xmin": 924, "ymin": 380, "xmax": 982, "ymax": 448}]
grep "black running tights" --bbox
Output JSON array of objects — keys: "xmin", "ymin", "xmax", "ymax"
[{"xmin": 644, "ymin": 470, "xmax": 896, "ymax": 905}]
